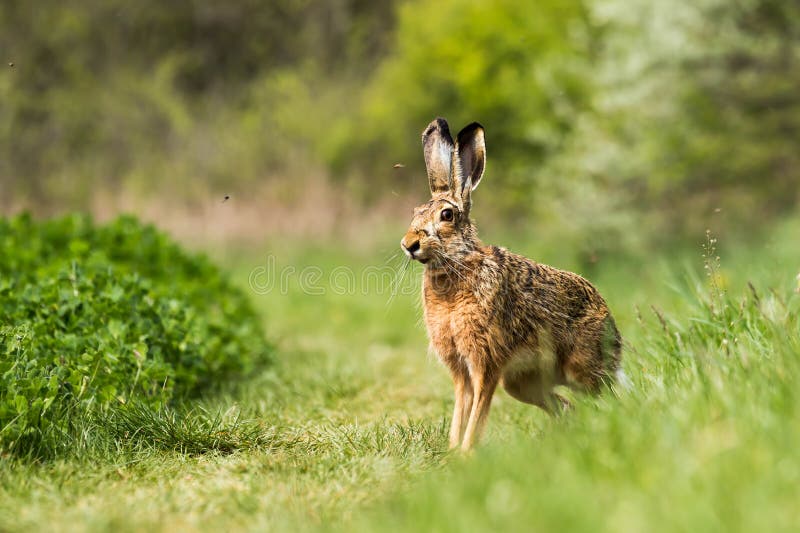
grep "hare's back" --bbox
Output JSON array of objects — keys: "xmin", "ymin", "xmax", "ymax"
[{"xmin": 499, "ymin": 251, "xmax": 609, "ymax": 319}]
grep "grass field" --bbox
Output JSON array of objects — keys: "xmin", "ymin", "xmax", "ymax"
[{"xmin": 1, "ymin": 217, "xmax": 799, "ymax": 532}]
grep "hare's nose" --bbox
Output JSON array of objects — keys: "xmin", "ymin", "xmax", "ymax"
[{"xmin": 402, "ymin": 240, "xmax": 420, "ymax": 257}]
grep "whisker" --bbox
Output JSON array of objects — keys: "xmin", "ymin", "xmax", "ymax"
[
  {"xmin": 443, "ymin": 252, "xmax": 473, "ymax": 278},
  {"xmin": 386, "ymin": 257, "xmax": 411, "ymax": 309},
  {"xmin": 434, "ymin": 251, "xmax": 468, "ymax": 284},
  {"xmin": 383, "ymin": 250, "xmax": 402, "ymax": 265}
]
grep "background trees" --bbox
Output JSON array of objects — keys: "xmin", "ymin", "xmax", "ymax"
[{"xmin": 2, "ymin": 0, "xmax": 797, "ymax": 250}]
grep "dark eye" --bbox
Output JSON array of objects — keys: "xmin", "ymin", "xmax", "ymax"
[{"xmin": 440, "ymin": 208, "xmax": 454, "ymax": 222}]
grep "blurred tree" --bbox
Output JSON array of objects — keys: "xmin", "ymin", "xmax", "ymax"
[
  {"xmin": 0, "ymin": 0, "xmax": 396, "ymax": 208},
  {"xmin": 674, "ymin": 0, "xmax": 800, "ymax": 214},
  {"xmin": 553, "ymin": 0, "xmax": 800, "ymax": 239},
  {"xmin": 332, "ymin": 0, "xmax": 598, "ymax": 208}
]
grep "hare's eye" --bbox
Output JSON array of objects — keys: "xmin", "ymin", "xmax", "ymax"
[{"xmin": 440, "ymin": 208, "xmax": 454, "ymax": 222}]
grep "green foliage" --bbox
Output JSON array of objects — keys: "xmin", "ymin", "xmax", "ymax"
[
  {"xmin": 2, "ymin": 0, "xmax": 799, "ymax": 246},
  {"xmin": 0, "ymin": 0, "xmax": 395, "ymax": 206},
  {"xmin": 339, "ymin": 0, "xmax": 596, "ymax": 204},
  {"xmin": 0, "ymin": 214, "xmax": 271, "ymax": 456}
]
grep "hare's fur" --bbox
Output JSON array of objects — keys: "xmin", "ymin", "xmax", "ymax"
[{"xmin": 401, "ymin": 118, "xmax": 622, "ymax": 451}]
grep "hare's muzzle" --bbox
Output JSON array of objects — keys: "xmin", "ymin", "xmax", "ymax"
[{"xmin": 400, "ymin": 237, "xmax": 422, "ymax": 260}]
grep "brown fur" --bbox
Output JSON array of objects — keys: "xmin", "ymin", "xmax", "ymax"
[{"xmin": 401, "ymin": 118, "xmax": 623, "ymax": 451}]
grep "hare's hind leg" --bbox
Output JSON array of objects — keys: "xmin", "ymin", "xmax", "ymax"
[
  {"xmin": 501, "ymin": 344, "xmax": 564, "ymax": 413},
  {"xmin": 448, "ymin": 367, "xmax": 473, "ymax": 449},
  {"xmin": 501, "ymin": 370, "xmax": 563, "ymax": 413},
  {"xmin": 562, "ymin": 349, "xmax": 609, "ymax": 392}
]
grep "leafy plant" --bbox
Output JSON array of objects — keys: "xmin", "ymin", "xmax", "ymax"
[{"xmin": 0, "ymin": 213, "xmax": 272, "ymax": 457}]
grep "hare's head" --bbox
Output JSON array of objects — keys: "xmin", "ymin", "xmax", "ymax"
[{"xmin": 401, "ymin": 118, "xmax": 486, "ymax": 266}]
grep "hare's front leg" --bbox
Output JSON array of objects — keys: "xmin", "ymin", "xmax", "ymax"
[
  {"xmin": 448, "ymin": 367, "xmax": 473, "ymax": 449},
  {"xmin": 460, "ymin": 366, "xmax": 500, "ymax": 451}
]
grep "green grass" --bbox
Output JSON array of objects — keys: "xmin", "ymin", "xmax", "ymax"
[{"xmin": 1, "ymin": 222, "xmax": 799, "ymax": 532}]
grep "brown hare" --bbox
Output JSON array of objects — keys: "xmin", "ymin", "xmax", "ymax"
[{"xmin": 401, "ymin": 118, "xmax": 626, "ymax": 451}]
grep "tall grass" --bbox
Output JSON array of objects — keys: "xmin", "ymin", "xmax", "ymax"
[{"xmin": 346, "ymin": 245, "xmax": 800, "ymax": 532}]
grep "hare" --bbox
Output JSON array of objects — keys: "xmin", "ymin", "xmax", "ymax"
[{"xmin": 401, "ymin": 118, "xmax": 624, "ymax": 451}]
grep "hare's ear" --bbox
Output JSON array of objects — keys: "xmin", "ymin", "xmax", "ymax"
[
  {"xmin": 422, "ymin": 118, "xmax": 455, "ymax": 195},
  {"xmin": 454, "ymin": 122, "xmax": 485, "ymax": 214}
]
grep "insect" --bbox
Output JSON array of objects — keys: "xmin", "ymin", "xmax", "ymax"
[
  {"xmin": 401, "ymin": 118, "xmax": 626, "ymax": 451},
  {"xmin": 393, "ymin": 163, "xmax": 405, "ymax": 169},
  {"xmin": 222, "ymin": 195, "xmax": 230, "ymax": 203}
]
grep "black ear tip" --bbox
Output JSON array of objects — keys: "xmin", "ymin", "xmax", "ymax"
[
  {"xmin": 422, "ymin": 117, "xmax": 453, "ymax": 144},
  {"xmin": 432, "ymin": 117, "xmax": 450, "ymax": 129},
  {"xmin": 457, "ymin": 122, "xmax": 485, "ymax": 143}
]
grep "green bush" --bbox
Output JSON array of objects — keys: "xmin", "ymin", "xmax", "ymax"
[{"xmin": 0, "ymin": 214, "xmax": 271, "ymax": 455}]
